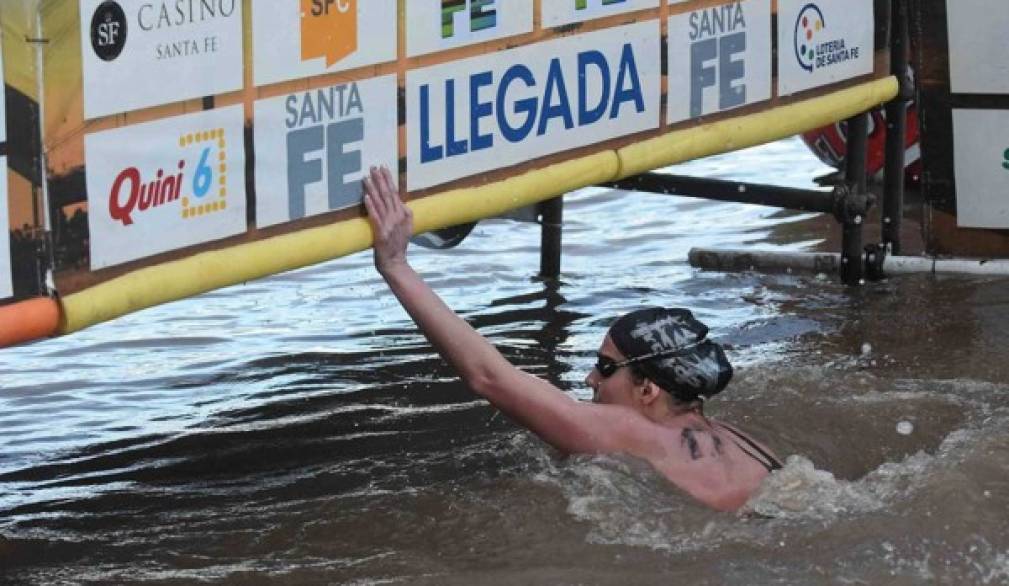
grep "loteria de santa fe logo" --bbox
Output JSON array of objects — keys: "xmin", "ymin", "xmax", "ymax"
[
  {"xmin": 794, "ymin": 3, "xmax": 825, "ymax": 73},
  {"xmin": 793, "ymin": 3, "xmax": 860, "ymax": 74}
]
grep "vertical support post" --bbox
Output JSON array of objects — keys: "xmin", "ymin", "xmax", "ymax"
[
  {"xmin": 539, "ymin": 196, "xmax": 564, "ymax": 279},
  {"xmin": 841, "ymin": 113, "xmax": 869, "ymax": 286},
  {"xmin": 882, "ymin": 0, "xmax": 909, "ymax": 255}
]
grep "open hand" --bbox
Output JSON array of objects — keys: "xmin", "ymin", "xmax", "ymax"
[{"xmin": 363, "ymin": 166, "xmax": 413, "ymax": 274}]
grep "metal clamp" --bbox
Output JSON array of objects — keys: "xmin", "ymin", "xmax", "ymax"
[{"xmin": 831, "ymin": 184, "xmax": 876, "ymax": 225}]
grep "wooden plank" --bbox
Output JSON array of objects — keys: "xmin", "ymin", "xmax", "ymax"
[{"xmin": 913, "ymin": 0, "xmax": 1009, "ymax": 255}]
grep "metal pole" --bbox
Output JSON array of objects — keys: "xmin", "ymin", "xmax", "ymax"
[
  {"xmin": 883, "ymin": 0, "xmax": 910, "ymax": 254},
  {"xmin": 603, "ymin": 173, "xmax": 836, "ymax": 214},
  {"xmin": 539, "ymin": 196, "xmax": 563, "ymax": 279},
  {"xmin": 689, "ymin": 247, "xmax": 1009, "ymax": 278},
  {"xmin": 841, "ymin": 113, "xmax": 869, "ymax": 285}
]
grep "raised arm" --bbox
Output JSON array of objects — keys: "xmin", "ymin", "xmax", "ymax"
[{"xmin": 362, "ymin": 167, "xmax": 652, "ymax": 456}]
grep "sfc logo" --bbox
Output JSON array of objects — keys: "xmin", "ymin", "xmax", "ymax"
[
  {"xmin": 91, "ymin": 0, "xmax": 128, "ymax": 62},
  {"xmin": 301, "ymin": 0, "xmax": 357, "ymax": 67},
  {"xmin": 793, "ymin": 3, "xmax": 825, "ymax": 73}
]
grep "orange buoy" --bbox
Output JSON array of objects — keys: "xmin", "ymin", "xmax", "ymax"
[{"xmin": 0, "ymin": 297, "xmax": 61, "ymax": 348}]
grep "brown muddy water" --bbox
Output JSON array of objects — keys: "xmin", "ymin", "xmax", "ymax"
[{"xmin": 1, "ymin": 139, "xmax": 1008, "ymax": 585}]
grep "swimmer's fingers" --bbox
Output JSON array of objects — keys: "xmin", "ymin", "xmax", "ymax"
[
  {"xmin": 379, "ymin": 166, "xmax": 399, "ymax": 206},
  {"xmin": 364, "ymin": 167, "xmax": 390, "ymax": 222},
  {"xmin": 376, "ymin": 166, "xmax": 411, "ymax": 229},
  {"xmin": 367, "ymin": 165, "xmax": 412, "ymax": 272}
]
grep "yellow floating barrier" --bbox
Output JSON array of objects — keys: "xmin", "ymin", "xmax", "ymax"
[{"xmin": 56, "ymin": 77, "xmax": 897, "ymax": 337}]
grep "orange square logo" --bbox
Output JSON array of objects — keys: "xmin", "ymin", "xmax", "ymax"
[{"xmin": 301, "ymin": 0, "xmax": 358, "ymax": 67}]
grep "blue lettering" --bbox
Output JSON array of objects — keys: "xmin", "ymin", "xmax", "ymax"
[
  {"xmin": 416, "ymin": 43, "xmax": 649, "ymax": 164},
  {"xmin": 445, "ymin": 79, "xmax": 469, "ymax": 157},
  {"xmin": 537, "ymin": 58, "xmax": 574, "ymax": 136},
  {"xmin": 578, "ymin": 50, "xmax": 611, "ymax": 126},
  {"xmin": 470, "ymin": 71, "xmax": 494, "ymax": 152},
  {"xmin": 497, "ymin": 64, "xmax": 537, "ymax": 143},
  {"xmin": 610, "ymin": 43, "xmax": 644, "ymax": 119},
  {"xmin": 420, "ymin": 85, "xmax": 444, "ymax": 163}
]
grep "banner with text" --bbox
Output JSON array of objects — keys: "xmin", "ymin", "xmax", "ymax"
[
  {"xmin": 252, "ymin": 0, "xmax": 397, "ymax": 87},
  {"xmin": 406, "ymin": 21, "xmax": 662, "ymax": 191},
  {"xmin": 952, "ymin": 109, "xmax": 1009, "ymax": 228},
  {"xmin": 254, "ymin": 75, "xmax": 399, "ymax": 228},
  {"xmin": 80, "ymin": 0, "xmax": 244, "ymax": 119},
  {"xmin": 667, "ymin": 0, "xmax": 771, "ymax": 124},
  {"xmin": 85, "ymin": 106, "xmax": 247, "ymax": 269},
  {"xmin": 776, "ymin": 0, "xmax": 873, "ymax": 96}
]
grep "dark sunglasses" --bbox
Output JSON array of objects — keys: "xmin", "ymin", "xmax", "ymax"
[{"xmin": 594, "ymin": 339, "xmax": 707, "ymax": 378}]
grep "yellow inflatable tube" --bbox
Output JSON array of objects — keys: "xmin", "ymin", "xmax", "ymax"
[
  {"xmin": 58, "ymin": 76, "xmax": 897, "ymax": 336},
  {"xmin": 617, "ymin": 77, "xmax": 899, "ymax": 179},
  {"xmin": 58, "ymin": 151, "xmax": 620, "ymax": 334}
]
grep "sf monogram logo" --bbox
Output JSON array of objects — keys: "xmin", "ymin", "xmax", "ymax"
[
  {"xmin": 301, "ymin": 0, "xmax": 357, "ymax": 67},
  {"xmin": 91, "ymin": 0, "xmax": 128, "ymax": 62}
]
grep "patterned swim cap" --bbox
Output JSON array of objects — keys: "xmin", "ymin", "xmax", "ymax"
[{"xmin": 608, "ymin": 308, "xmax": 733, "ymax": 402}]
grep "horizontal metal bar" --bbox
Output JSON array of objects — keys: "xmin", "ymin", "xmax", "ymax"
[
  {"xmin": 602, "ymin": 172, "xmax": 836, "ymax": 214},
  {"xmin": 688, "ymin": 248, "xmax": 842, "ymax": 275},
  {"xmin": 689, "ymin": 248, "xmax": 1009, "ymax": 278}
]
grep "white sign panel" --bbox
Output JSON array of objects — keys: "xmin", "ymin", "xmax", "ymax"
[
  {"xmin": 952, "ymin": 109, "xmax": 1009, "ymax": 228},
  {"xmin": 542, "ymin": 0, "xmax": 660, "ymax": 28},
  {"xmin": 252, "ymin": 0, "xmax": 397, "ymax": 87},
  {"xmin": 776, "ymin": 0, "xmax": 874, "ymax": 96},
  {"xmin": 85, "ymin": 106, "xmax": 247, "ymax": 269},
  {"xmin": 406, "ymin": 21, "xmax": 662, "ymax": 191},
  {"xmin": 0, "ymin": 160, "xmax": 10, "ymax": 299},
  {"xmin": 947, "ymin": 0, "xmax": 1009, "ymax": 95},
  {"xmin": 407, "ymin": 0, "xmax": 533, "ymax": 57},
  {"xmin": 667, "ymin": 0, "xmax": 771, "ymax": 125},
  {"xmin": 254, "ymin": 75, "xmax": 399, "ymax": 228},
  {"xmin": 80, "ymin": 0, "xmax": 244, "ymax": 119}
]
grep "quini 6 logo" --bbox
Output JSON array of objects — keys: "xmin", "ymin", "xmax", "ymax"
[{"xmin": 108, "ymin": 129, "xmax": 230, "ymax": 226}]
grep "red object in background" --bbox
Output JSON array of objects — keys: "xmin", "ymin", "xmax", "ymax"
[{"xmin": 801, "ymin": 101, "xmax": 921, "ymax": 184}]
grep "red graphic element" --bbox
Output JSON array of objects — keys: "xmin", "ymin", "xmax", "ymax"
[
  {"xmin": 801, "ymin": 104, "xmax": 921, "ymax": 182},
  {"xmin": 109, "ymin": 161, "xmax": 186, "ymax": 226}
]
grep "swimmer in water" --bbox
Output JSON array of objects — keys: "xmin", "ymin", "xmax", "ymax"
[{"xmin": 363, "ymin": 166, "xmax": 782, "ymax": 512}]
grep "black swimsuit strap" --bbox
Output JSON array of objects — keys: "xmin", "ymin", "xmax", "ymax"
[{"xmin": 718, "ymin": 423, "xmax": 784, "ymax": 473}]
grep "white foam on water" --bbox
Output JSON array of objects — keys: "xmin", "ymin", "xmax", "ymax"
[
  {"xmin": 982, "ymin": 550, "xmax": 1009, "ymax": 585},
  {"xmin": 521, "ymin": 401, "xmax": 1009, "ymax": 556},
  {"xmin": 744, "ymin": 455, "xmax": 888, "ymax": 519}
]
